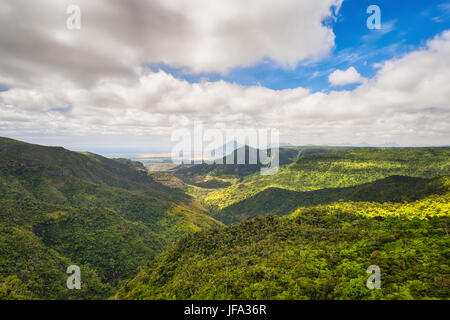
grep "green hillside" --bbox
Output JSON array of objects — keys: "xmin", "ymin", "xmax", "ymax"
[
  {"xmin": 0, "ymin": 198, "xmax": 163, "ymax": 298},
  {"xmin": 0, "ymin": 137, "xmax": 222, "ymax": 299},
  {"xmin": 115, "ymin": 193, "xmax": 450, "ymax": 300},
  {"xmin": 115, "ymin": 147, "xmax": 450, "ymax": 300},
  {"xmin": 215, "ymin": 175, "xmax": 450, "ymax": 224},
  {"xmin": 1, "ymin": 138, "xmax": 449, "ymax": 300},
  {"xmin": 0, "ymin": 225, "xmax": 110, "ymax": 300},
  {"xmin": 202, "ymin": 147, "xmax": 450, "ymax": 210},
  {"xmin": 0, "ymin": 137, "xmax": 186, "ymax": 201}
]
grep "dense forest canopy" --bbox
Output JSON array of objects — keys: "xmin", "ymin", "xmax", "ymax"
[{"xmin": 0, "ymin": 138, "xmax": 448, "ymax": 300}]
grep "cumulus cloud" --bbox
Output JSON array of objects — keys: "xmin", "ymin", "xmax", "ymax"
[
  {"xmin": 0, "ymin": 0, "xmax": 342, "ymax": 88},
  {"xmin": 2, "ymin": 30, "xmax": 450, "ymax": 147},
  {"xmin": 328, "ymin": 67, "xmax": 366, "ymax": 86},
  {"xmin": 0, "ymin": 1, "xmax": 449, "ymax": 148}
]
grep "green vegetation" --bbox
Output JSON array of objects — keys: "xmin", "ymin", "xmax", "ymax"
[
  {"xmin": 215, "ymin": 175, "xmax": 449, "ymax": 224},
  {"xmin": 0, "ymin": 224, "xmax": 110, "ymax": 299},
  {"xmin": 202, "ymin": 147, "xmax": 450, "ymax": 210},
  {"xmin": 116, "ymin": 193, "xmax": 450, "ymax": 300},
  {"xmin": 115, "ymin": 146, "xmax": 450, "ymax": 300},
  {"xmin": 0, "ymin": 137, "xmax": 222, "ymax": 299},
  {"xmin": 0, "ymin": 137, "xmax": 187, "ymax": 202},
  {"xmin": 1, "ymin": 137, "xmax": 449, "ymax": 300}
]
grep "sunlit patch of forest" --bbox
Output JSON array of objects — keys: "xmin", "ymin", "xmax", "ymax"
[{"xmin": 115, "ymin": 193, "xmax": 450, "ymax": 300}]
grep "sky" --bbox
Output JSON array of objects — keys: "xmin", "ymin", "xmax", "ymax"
[{"xmin": 0, "ymin": 0, "xmax": 449, "ymax": 154}]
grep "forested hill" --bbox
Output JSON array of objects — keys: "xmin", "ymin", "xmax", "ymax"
[
  {"xmin": 201, "ymin": 147, "xmax": 450, "ymax": 211},
  {"xmin": 0, "ymin": 137, "xmax": 222, "ymax": 299},
  {"xmin": 115, "ymin": 146, "xmax": 450, "ymax": 300},
  {"xmin": 116, "ymin": 192, "xmax": 450, "ymax": 300},
  {"xmin": 0, "ymin": 137, "xmax": 186, "ymax": 201},
  {"xmin": 215, "ymin": 175, "xmax": 449, "ymax": 224},
  {"xmin": 1, "ymin": 138, "xmax": 449, "ymax": 300},
  {"xmin": 172, "ymin": 146, "xmax": 364, "ymax": 188}
]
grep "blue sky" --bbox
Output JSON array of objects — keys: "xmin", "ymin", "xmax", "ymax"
[{"xmin": 149, "ymin": 0, "xmax": 450, "ymax": 93}]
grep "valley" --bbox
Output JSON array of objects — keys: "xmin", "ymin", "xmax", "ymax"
[{"xmin": 0, "ymin": 137, "xmax": 448, "ymax": 300}]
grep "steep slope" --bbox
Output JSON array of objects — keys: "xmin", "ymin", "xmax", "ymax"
[
  {"xmin": 115, "ymin": 192, "xmax": 450, "ymax": 300},
  {"xmin": 215, "ymin": 175, "xmax": 450, "ymax": 224},
  {"xmin": 0, "ymin": 137, "xmax": 222, "ymax": 298},
  {"xmin": 0, "ymin": 197, "xmax": 166, "ymax": 297},
  {"xmin": 0, "ymin": 224, "xmax": 110, "ymax": 300},
  {"xmin": 0, "ymin": 137, "xmax": 186, "ymax": 201},
  {"xmin": 0, "ymin": 137, "xmax": 222, "ymax": 240},
  {"xmin": 0, "ymin": 167, "xmax": 221, "ymax": 241}
]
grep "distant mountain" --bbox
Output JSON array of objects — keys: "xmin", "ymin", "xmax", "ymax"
[
  {"xmin": 173, "ymin": 145, "xmax": 302, "ymax": 187},
  {"xmin": 208, "ymin": 140, "xmax": 243, "ymax": 160},
  {"xmin": 329, "ymin": 142, "xmax": 401, "ymax": 147},
  {"xmin": 378, "ymin": 142, "xmax": 401, "ymax": 147}
]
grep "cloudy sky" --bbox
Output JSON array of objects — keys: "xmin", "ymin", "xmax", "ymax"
[{"xmin": 0, "ymin": 0, "xmax": 449, "ymax": 153}]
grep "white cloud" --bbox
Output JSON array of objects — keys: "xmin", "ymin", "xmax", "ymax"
[
  {"xmin": 362, "ymin": 20, "xmax": 397, "ymax": 42},
  {"xmin": 2, "ymin": 30, "xmax": 450, "ymax": 147},
  {"xmin": 0, "ymin": 0, "xmax": 342, "ymax": 87},
  {"xmin": 328, "ymin": 67, "xmax": 365, "ymax": 86},
  {"xmin": 0, "ymin": 1, "xmax": 449, "ymax": 148}
]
